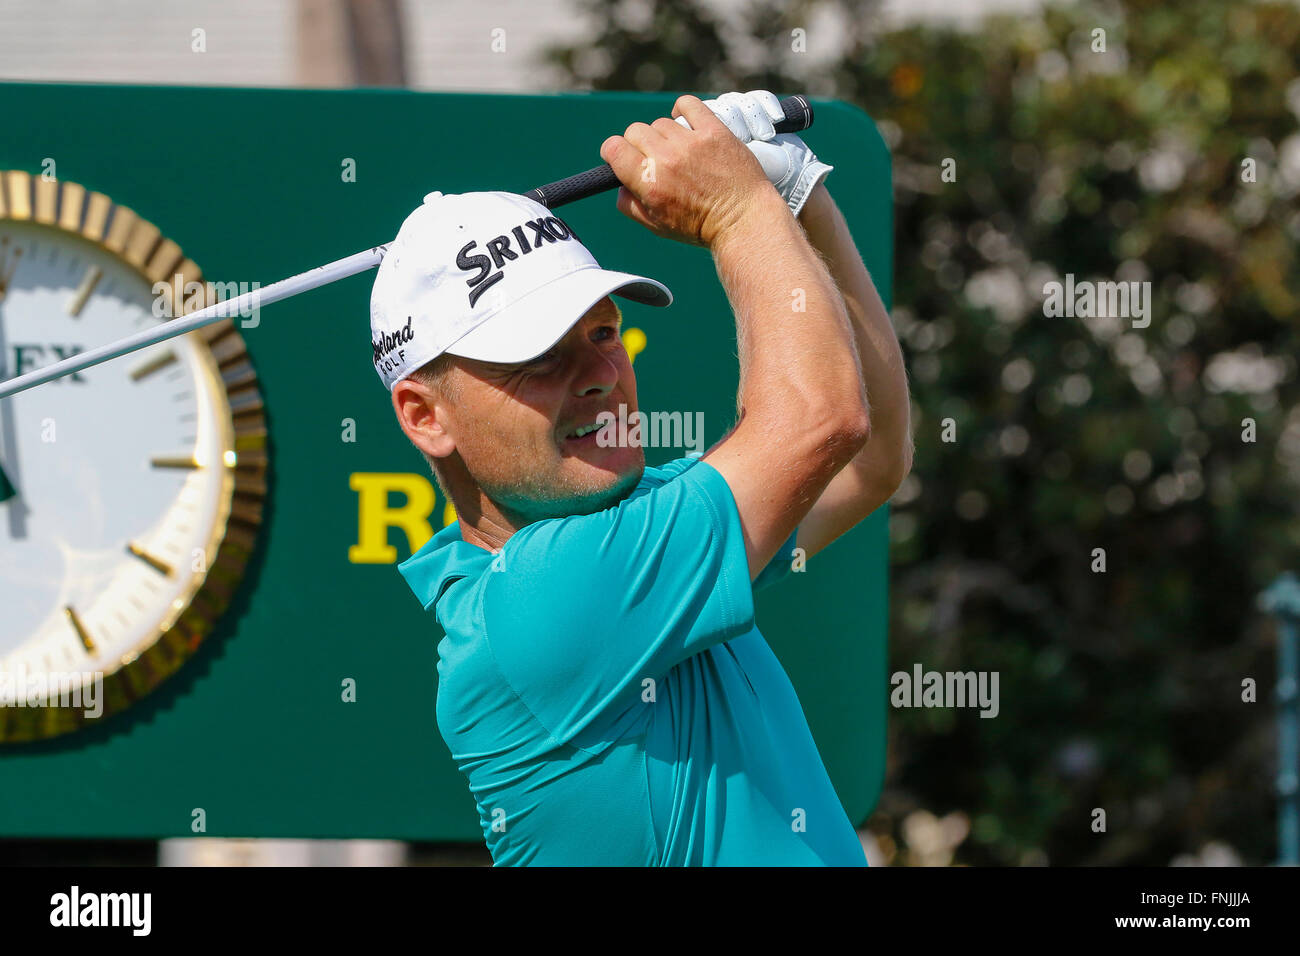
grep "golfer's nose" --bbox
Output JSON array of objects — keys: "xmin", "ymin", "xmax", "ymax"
[
  {"xmin": 564, "ymin": 323, "xmax": 618, "ymax": 395},
  {"xmin": 571, "ymin": 336, "xmax": 619, "ymax": 396}
]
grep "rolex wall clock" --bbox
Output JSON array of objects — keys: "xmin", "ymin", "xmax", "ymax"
[{"xmin": 0, "ymin": 170, "xmax": 268, "ymax": 743}]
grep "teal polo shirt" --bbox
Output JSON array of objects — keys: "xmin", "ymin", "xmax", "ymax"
[{"xmin": 398, "ymin": 455, "xmax": 867, "ymax": 867}]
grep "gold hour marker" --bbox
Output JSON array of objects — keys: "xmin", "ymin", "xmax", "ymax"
[
  {"xmin": 66, "ymin": 264, "xmax": 103, "ymax": 316},
  {"xmin": 150, "ymin": 455, "xmax": 200, "ymax": 470},
  {"xmin": 65, "ymin": 606, "xmax": 96, "ymax": 653},
  {"xmin": 129, "ymin": 350, "xmax": 177, "ymax": 381},
  {"xmin": 0, "ymin": 238, "xmax": 21, "ymax": 302},
  {"xmin": 127, "ymin": 542, "xmax": 173, "ymax": 577}
]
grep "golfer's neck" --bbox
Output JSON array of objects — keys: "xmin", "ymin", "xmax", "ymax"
[{"xmin": 459, "ymin": 516, "xmax": 514, "ymax": 554}]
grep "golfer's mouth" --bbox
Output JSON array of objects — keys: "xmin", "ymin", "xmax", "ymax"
[{"xmin": 562, "ymin": 420, "xmax": 606, "ymax": 447}]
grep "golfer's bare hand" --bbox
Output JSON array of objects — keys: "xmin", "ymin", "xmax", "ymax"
[{"xmin": 599, "ymin": 95, "xmax": 774, "ymax": 248}]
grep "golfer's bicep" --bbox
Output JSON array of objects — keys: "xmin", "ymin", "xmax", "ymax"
[{"xmin": 703, "ymin": 419, "xmax": 857, "ymax": 581}]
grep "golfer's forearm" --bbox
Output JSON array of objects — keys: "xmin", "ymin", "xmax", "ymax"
[
  {"xmin": 797, "ymin": 183, "xmax": 913, "ymax": 487},
  {"xmin": 709, "ymin": 189, "xmax": 868, "ymax": 434}
]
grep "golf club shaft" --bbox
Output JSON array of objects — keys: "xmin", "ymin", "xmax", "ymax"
[{"xmin": 0, "ymin": 246, "xmax": 388, "ymax": 399}]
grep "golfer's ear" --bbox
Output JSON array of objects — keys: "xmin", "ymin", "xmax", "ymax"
[{"xmin": 392, "ymin": 378, "xmax": 455, "ymax": 460}]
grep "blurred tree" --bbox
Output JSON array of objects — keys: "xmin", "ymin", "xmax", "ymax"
[{"xmin": 543, "ymin": 0, "xmax": 1300, "ymax": 865}]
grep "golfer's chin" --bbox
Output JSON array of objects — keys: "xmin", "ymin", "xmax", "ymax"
[{"xmin": 559, "ymin": 443, "xmax": 645, "ymax": 512}]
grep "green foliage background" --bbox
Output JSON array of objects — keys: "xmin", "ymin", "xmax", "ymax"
[{"xmin": 544, "ymin": 0, "xmax": 1300, "ymax": 865}]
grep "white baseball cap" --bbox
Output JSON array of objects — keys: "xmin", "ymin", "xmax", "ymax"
[{"xmin": 369, "ymin": 190, "xmax": 673, "ymax": 390}]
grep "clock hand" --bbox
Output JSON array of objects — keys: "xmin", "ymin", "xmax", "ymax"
[{"xmin": 0, "ymin": 292, "xmax": 29, "ymax": 536}]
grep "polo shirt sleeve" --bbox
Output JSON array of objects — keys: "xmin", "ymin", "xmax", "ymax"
[
  {"xmin": 753, "ymin": 525, "xmax": 800, "ymax": 591},
  {"xmin": 479, "ymin": 458, "xmax": 757, "ymax": 743}
]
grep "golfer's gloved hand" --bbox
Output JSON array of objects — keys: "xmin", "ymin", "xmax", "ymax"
[{"xmin": 676, "ymin": 90, "xmax": 832, "ymax": 218}]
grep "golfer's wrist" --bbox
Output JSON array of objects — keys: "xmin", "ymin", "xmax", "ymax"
[
  {"xmin": 797, "ymin": 179, "xmax": 833, "ymax": 226},
  {"xmin": 706, "ymin": 187, "xmax": 796, "ymax": 261}
]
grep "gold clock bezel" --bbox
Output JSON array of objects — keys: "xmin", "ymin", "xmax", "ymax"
[{"xmin": 0, "ymin": 169, "xmax": 269, "ymax": 744}]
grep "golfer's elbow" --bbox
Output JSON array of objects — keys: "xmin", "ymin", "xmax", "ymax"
[
  {"xmin": 853, "ymin": 429, "xmax": 913, "ymax": 505},
  {"xmin": 880, "ymin": 439, "xmax": 913, "ymax": 500},
  {"xmin": 820, "ymin": 402, "xmax": 872, "ymax": 468}
]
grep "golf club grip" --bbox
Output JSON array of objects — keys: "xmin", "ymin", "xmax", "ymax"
[{"xmin": 524, "ymin": 94, "xmax": 814, "ymax": 209}]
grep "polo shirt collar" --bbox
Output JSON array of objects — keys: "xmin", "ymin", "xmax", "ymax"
[{"xmin": 398, "ymin": 521, "xmax": 495, "ymax": 610}]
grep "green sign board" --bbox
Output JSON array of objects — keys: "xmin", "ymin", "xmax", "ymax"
[{"xmin": 0, "ymin": 83, "xmax": 891, "ymax": 841}]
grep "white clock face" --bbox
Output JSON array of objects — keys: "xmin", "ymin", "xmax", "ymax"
[{"xmin": 0, "ymin": 220, "xmax": 235, "ymax": 697}]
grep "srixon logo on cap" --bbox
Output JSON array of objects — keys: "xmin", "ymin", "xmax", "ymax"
[
  {"xmin": 457, "ymin": 216, "xmax": 580, "ymax": 308},
  {"xmin": 373, "ymin": 315, "xmax": 415, "ymax": 375}
]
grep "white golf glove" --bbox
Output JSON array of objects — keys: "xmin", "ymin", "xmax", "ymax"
[{"xmin": 676, "ymin": 89, "xmax": 832, "ymax": 218}]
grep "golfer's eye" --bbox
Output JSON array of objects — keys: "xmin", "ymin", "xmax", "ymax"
[
  {"xmin": 527, "ymin": 348, "xmax": 559, "ymax": 369},
  {"xmin": 594, "ymin": 325, "xmax": 617, "ymax": 342}
]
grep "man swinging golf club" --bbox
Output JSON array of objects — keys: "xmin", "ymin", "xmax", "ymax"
[{"xmin": 374, "ymin": 91, "xmax": 912, "ymax": 866}]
